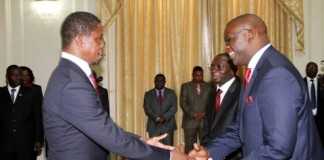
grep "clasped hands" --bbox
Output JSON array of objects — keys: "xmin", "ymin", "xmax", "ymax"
[{"xmin": 143, "ymin": 133, "xmax": 210, "ymax": 160}]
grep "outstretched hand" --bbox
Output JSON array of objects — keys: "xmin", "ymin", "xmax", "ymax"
[
  {"xmin": 188, "ymin": 143, "xmax": 210, "ymax": 160},
  {"xmin": 144, "ymin": 133, "xmax": 175, "ymax": 150}
]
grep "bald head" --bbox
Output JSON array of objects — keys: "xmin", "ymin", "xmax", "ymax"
[
  {"xmin": 224, "ymin": 14, "xmax": 270, "ymax": 66},
  {"xmin": 227, "ymin": 14, "xmax": 268, "ymax": 37}
]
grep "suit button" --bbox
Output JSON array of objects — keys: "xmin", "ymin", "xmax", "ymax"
[
  {"xmin": 12, "ymin": 120, "xmax": 16, "ymax": 122},
  {"xmin": 13, "ymin": 129, "xmax": 16, "ymax": 132}
]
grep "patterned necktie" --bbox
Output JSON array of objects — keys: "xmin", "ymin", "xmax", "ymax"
[
  {"xmin": 158, "ymin": 90, "xmax": 163, "ymax": 105},
  {"xmin": 310, "ymin": 79, "xmax": 316, "ymax": 109},
  {"xmin": 11, "ymin": 88, "xmax": 16, "ymax": 103},
  {"xmin": 89, "ymin": 74, "xmax": 99, "ymax": 95},
  {"xmin": 244, "ymin": 68, "xmax": 252, "ymax": 89},
  {"xmin": 215, "ymin": 89, "xmax": 222, "ymax": 112}
]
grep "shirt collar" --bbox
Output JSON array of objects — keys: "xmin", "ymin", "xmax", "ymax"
[
  {"xmin": 247, "ymin": 43, "xmax": 271, "ymax": 73},
  {"xmin": 217, "ymin": 77, "xmax": 235, "ymax": 93},
  {"xmin": 7, "ymin": 85, "xmax": 21, "ymax": 93},
  {"xmin": 61, "ymin": 52, "xmax": 92, "ymax": 77}
]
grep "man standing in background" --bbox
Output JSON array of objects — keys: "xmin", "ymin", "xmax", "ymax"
[
  {"xmin": 180, "ymin": 66, "xmax": 210, "ymax": 153},
  {"xmin": 304, "ymin": 61, "xmax": 324, "ymax": 145},
  {"xmin": 0, "ymin": 65, "xmax": 43, "ymax": 160},
  {"xmin": 144, "ymin": 74, "xmax": 177, "ymax": 145}
]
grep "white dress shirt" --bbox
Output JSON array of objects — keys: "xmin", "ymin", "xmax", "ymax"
[
  {"xmin": 61, "ymin": 51, "xmax": 92, "ymax": 81},
  {"xmin": 7, "ymin": 85, "xmax": 21, "ymax": 103},
  {"xmin": 217, "ymin": 77, "xmax": 236, "ymax": 104}
]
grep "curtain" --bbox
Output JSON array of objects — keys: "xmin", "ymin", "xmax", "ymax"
[{"xmin": 97, "ymin": 0, "xmax": 303, "ymax": 150}]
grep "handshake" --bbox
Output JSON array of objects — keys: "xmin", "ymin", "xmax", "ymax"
[{"xmin": 144, "ymin": 133, "xmax": 210, "ymax": 160}]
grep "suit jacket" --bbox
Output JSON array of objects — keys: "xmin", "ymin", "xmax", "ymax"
[
  {"xmin": 207, "ymin": 46, "xmax": 323, "ymax": 160},
  {"xmin": 0, "ymin": 85, "xmax": 43, "ymax": 154},
  {"xmin": 43, "ymin": 58, "xmax": 169, "ymax": 160},
  {"xmin": 304, "ymin": 77, "xmax": 324, "ymax": 144},
  {"xmin": 202, "ymin": 77, "xmax": 241, "ymax": 145},
  {"xmin": 144, "ymin": 88, "xmax": 177, "ymax": 134},
  {"xmin": 180, "ymin": 81, "xmax": 211, "ymax": 129}
]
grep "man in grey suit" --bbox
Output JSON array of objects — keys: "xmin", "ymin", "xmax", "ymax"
[
  {"xmin": 180, "ymin": 66, "xmax": 211, "ymax": 153},
  {"xmin": 144, "ymin": 74, "xmax": 177, "ymax": 145},
  {"xmin": 43, "ymin": 11, "xmax": 188, "ymax": 160}
]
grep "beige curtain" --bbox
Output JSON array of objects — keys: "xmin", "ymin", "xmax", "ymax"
[{"xmin": 97, "ymin": 0, "xmax": 303, "ymax": 149}]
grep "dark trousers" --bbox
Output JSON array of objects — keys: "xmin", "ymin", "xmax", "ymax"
[
  {"xmin": 3, "ymin": 151, "xmax": 34, "ymax": 160},
  {"xmin": 149, "ymin": 131, "xmax": 174, "ymax": 145},
  {"xmin": 183, "ymin": 126, "xmax": 204, "ymax": 153}
]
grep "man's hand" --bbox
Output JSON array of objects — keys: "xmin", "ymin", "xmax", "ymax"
[
  {"xmin": 188, "ymin": 143, "xmax": 209, "ymax": 160},
  {"xmin": 34, "ymin": 142, "xmax": 43, "ymax": 156},
  {"xmin": 171, "ymin": 145, "xmax": 194, "ymax": 160},
  {"xmin": 144, "ymin": 133, "xmax": 175, "ymax": 150}
]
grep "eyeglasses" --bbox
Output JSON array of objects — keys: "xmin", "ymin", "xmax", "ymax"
[{"xmin": 224, "ymin": 28, "xmax": 251, "ymax": 44}]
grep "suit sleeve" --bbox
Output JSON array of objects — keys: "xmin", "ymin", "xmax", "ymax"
[
  {"xmin": 143, "ymin": 92, "xmax": 158, "ymax": 121},
  {"xmin": 206, "ymin": 103, "xmax": 242, "ymax": 160},
  {"xmin": 180, "ymin": 84, "xmax": 195, "ymax": 118},
  {"xmin": 243, "ymin": 67, "xmax": 299, "ymax": 159},
  {"xmin": 33, "ymin": 86, "xmax": 44, "ymax": 145},
  {"xmin": 162, "ymin": 90, "xmax": 177, "ymax": 120},
  {"xmin": 59, "ymin": 81, "xmax": 169, "ymax": 159}
]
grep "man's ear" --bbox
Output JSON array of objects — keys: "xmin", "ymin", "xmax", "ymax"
[
  {"xmin": 246, "ymin": 29, "xmax": 255, "ymax": 41},
  {"xmin": 74, "ymin": 35, "xmax": 85, "ymax": 48}
]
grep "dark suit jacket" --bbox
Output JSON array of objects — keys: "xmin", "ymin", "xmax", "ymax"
[
  {"xmin": 202, "ymin": 77, "xmax": 241, "ymax": 145},
  {"xmin": 180, "ymin": 81, "xmax": 211, "ymax": 129},
  {"xmin": 98, "ymin": 86, "xmax": 110, "ymax": 115},
  {"xmin": 207, "ymin": 46, "xmax": 323, "ymax": 159},
  {"xmin": 304, "ymin": 77, "xmax": 324, "ymax": 144},
  {"xmin": 0, "ymin": 85, "xmax": 43, "ymax": 155},
  {"xmin": 43, "ymin": 58, "xmax": 169, "ymax": 160},
  {"xmin": 144, "ymin": 88, "xmax": 177, "ymax": 134}
]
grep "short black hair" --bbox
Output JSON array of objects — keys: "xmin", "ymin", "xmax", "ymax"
[
  {"xmin": 192, "ymin": 66, "xmax": 203, "ymax": 74},
  {"xmin": 218, "ymin": 53, "xmax": 238, "ymax": 73},
  {"xmin": 19, "ymin": 66, "xmax": 35, "ymax": 82},
  {"xmin": 60, "ymin": 11, "xmax": 101, "ymax": 49},
  {"xmin": 6, "ymin": 65, "xmax": 20, "ymax": 77},
  {"xmin": 155, "ymin": 73, "xmax": 166, "ymax": 81}
]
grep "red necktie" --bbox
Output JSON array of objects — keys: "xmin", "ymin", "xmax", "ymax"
[
  {"xmin": 215, "ymin": 89, "xmax": 222, "ymax": 112},
  {"xmin": 244, "ymin": 68, "xmax": 252, "ymax": 88},
  {"xmin": 158, "ymin": 90, "xmax": 164, "ymax": 105},
  {"xmin": 89, "ymin": 74, "xmax": 99, "ymax": 95}
]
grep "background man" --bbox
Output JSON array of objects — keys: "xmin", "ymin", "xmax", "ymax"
[
  {"xmin": 19, "ymin": 66, "xmax": 44, "ymax": 159},
  {"xmin": 43, "ymin": 11, "xmax": 186, "ymax": 160},
  {"xmin": 144, "ymin": 74, "xmax": 177, "ymax": 145},
  {"xmin": 180, "ymin": 66, "xmax": 210, "ymax": 153},
  {"xmin": 202, "ymin": 53, "xmax": 241, "ymax": 160},
  {"xmin": 189, "ymin": 13, "xmax": 323, "ymax": 160},
  {"xmin": 304, "ymin": 61, "xmax": 324, "ymax": 145},
  {"xmin": 0, "ymin": 65, "xmax": 43, "ymax": 160}
]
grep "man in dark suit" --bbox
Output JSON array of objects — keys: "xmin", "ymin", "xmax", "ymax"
[
  {"xmin": 304, "ymin": 61, "xmax": 324, "ymax": 144},
  {"xmin": 0, "ymin": 65, "xmax": 43, "ymax": 160},
  {"xmin": 202, "ymin": 53, "xmax": 241, "ymax": 160},
  {"xmin": 189, "ymin": 14, "xmax": 323, "ymax": 160},
  {"xmin": 144, "ymin": 74, "xmax": 177, "ymax": 145},
  {"xmin": 43, "ymin": 11, "xmax": 187, "ymax": 160},
  {"xmin": 180, "ymin": 66, "xmax": 211, "ymax": 153},
  {"xmin": 19, "ymin": 66, "xmax": 44, "ymax": 159}
]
